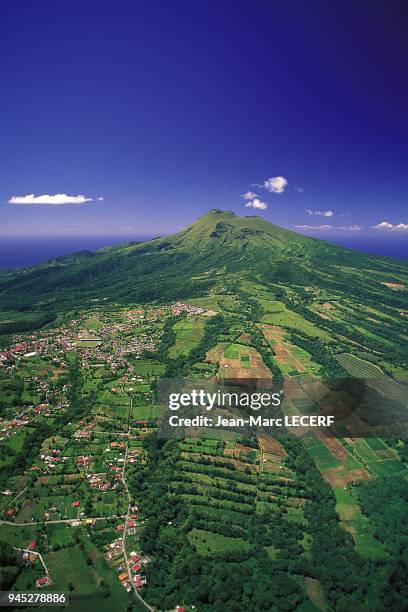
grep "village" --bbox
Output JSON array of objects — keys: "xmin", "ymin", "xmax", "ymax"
[{"xmin": 0, "ymin": 302, "xmax": 205, "ymax": 605}]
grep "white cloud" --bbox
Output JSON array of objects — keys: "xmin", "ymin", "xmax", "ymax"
[
  {"xmin": 8, "ymin": 193, "xmax": 97, "ymax": 205},
  {"xmin": 96, "ymin": 196, "xmax": 104, "ymax": 202},
  {"xmin": 244, "ymin": 198, "xmax": 268, "ymax": 211},
  {"xmin": 340, "ymin": 224, "xmax": 362, "ymax": 231},
  {"xmin": 264, "ymin": 176, "xmax": 287, "ymax": 194},
  {"xmin": 296, "ymin": 223, "xmax": 362, "ymax": 231},
  {"xmin": 306, "ymin": 209, "xmax": 334, "ymax": 217},
  {"xmin": 242, "ymin": 191, "xmax": 258, "ymax": 200},
  {"xmin": 295, "ymin": 224, "xmax": 333, "ymax": 230},
  {"xmin": 294, "ymin": 185, "xmax": 304, "ymax": 193},
  {"xmin": 373, "ymin": 221, "xmax": 408, "ymax": 231}
]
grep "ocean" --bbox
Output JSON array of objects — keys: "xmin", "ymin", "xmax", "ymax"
[
  {"xmin": 0, "ymin": 234, "xmax": 407, "ymax": 269},
  {"xmin": 327, "ymin": 235, "xmax": 408, "ymax": 260},
  {"xmin": 0, "ymin": 235, "xmax": 156, "ymax": 269}
]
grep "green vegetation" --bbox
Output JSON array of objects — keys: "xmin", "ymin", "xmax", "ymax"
[{"xmin": 0, "ymin": 210, "xmax": 407, "ymax": 610}]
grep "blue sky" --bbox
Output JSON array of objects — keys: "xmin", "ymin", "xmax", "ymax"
[{"xmin": 1, "ymin": 0, "xmax": 407, "ymax": 237}]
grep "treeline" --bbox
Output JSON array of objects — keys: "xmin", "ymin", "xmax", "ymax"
[
  {"xmin": 176, "ymin": 459, "xmax": 254, "ymax": 483},
  {"xmin": 172, "ymin": 471, "xmax": 257, "ymax": 497},
  {"xmin": 250, "ymin": 324, "xmax": 284, "ymax": 389},
  {"xmin": 65, "ymin": 356, "xmax": 96, "ymax": 420}
]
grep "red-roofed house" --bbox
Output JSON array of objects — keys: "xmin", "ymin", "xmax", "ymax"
[{"xmin": 72, "ymin": 501, "xmax": 80, "ymax": 508}]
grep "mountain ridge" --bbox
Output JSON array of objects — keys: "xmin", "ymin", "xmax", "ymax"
[{"xmin": 0, "ymin": 210, "xmax": 406, "ymax": 311}]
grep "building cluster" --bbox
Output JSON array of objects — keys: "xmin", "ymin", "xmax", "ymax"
[
  {"xmin": 0, "ymin": 305, "xmax": 168, "ymax": 596},
  {"xmin": 171, "ymin": 301, "xmax": 205, "ymax": 316},
  {"xmin": 105, "ymin": 535, "xmax": 149, "ymax": 593},
  {"xmin": 0, "ymin": 307, "xmax": 164, "ymax": 378}
]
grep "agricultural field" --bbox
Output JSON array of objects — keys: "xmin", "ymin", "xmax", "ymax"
[
  {"xmin": 336, "ymin": 353, "xmax": 408, "ymax": 404},
  {"xmin": 168, "ymin": 316, "xmax": 206, "ymax": 357},
  {"xmin": 0, "ymin": 249, "xmax": 407, "ymax": 611},
  {"xmin": 217, "ymin": 343, "xmax": 272, "ymax": 386},
  {"xmin": 259, "ymin": 300, "xmax": 330, "ymax": 339},
  {"xmin": 261, "ymin": 324, "xmax": 320, "ymax": 376}
]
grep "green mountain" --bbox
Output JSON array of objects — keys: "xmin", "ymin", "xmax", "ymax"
[{"xmin": 0, "ymin": 209, "xmax": 407, "ymax": 312}]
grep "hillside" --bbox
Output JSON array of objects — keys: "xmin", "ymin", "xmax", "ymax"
[
  {"xmin": 0, "ymin": 211, "xmax": 407, "ymax": 610},
  {"xmin": 0, "ymin": 209, "xmax": 406, "ymax": 312}
]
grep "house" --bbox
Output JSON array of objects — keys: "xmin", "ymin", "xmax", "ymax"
[
  {"xmin": 132, "ymin": 564, "xmax": 141, "ymax": 572},
  {"xmin": 36, "ymin": 577, "xmax": 49, "ymax": 588},
  {"xmin": 116, "ymin": 524, "xmax": 125, "ymax": 532},
  {"xmin": 118, "ymin": 572, "xmax": 128, "ymax": 582},
  {"xmin": 77, "ymin": 456, "xmax": 90, "ymax": 467},
  {"xmin": 28, "ymin": 540, "xmax": 37, "ymax": 550},
  {"xmin": 72, "ymin": 501, "xmax": 80, "ymax": 508}
]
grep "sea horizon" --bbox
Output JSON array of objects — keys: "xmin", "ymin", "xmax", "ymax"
[
  {"xmin": 0, "ymin": 233, "xmax": 407, "ymax": 269},
  {"xmin": 0, "ymin": 234, "xmax": 157, "ymax": 269}
]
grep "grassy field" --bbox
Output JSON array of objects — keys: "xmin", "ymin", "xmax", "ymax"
[
  {"xmin": 169, "ymin": 316, "xmax": 206, "ymax": 357},
  {"xmin": 132, "ymin": 404, "xmax": 166, "ymax": 419},
  {"xmin": 259, "ymin": 301, "xmax": 330, "ymax": 339},
  {"xmin": 188, "ymin": 528, "xmax": 251, "ymax": 555},
  {"xmin": 44, "ymin": 545, "xmax": 100, "ymax": 593},
  {"xmin": 132, "ymin": 359, "xmax": 165, "ymax": 376},
  {"xmin": 332, "ymin": 486, "xmax": 387, "ymax": 560}
]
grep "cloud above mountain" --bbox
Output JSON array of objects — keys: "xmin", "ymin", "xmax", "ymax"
[
  {"xmin": 8, "ymin": 193, "xmax": 101, "ymax": 205},
  {"xmin": 306, "ymin": 209, "xmax": 334, "ymax": 217},
  {"xmin": 244, "ymin": 198, "xmax": 268, "ymax": 210},
  {"xmin": 264, "ymin": 176, "xmax": 287, "ymax": 194},
  {"xmin": 295, "ymin": 224, "xmax": 333, "ymax": 230},
  {"xmin": 242, "ymin": 191, "xmax": 258, "ymax": 200},
  {"xmin": 373, "ymin": 221, "xmax": 408, "ymax": 231},
  {"xmin": 296, "ymin": 223, "xmax": 362, "ymax": 231},
  {"xmin": 340, "ymin": 224, "xmax": 362, "ymax": 231}
]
